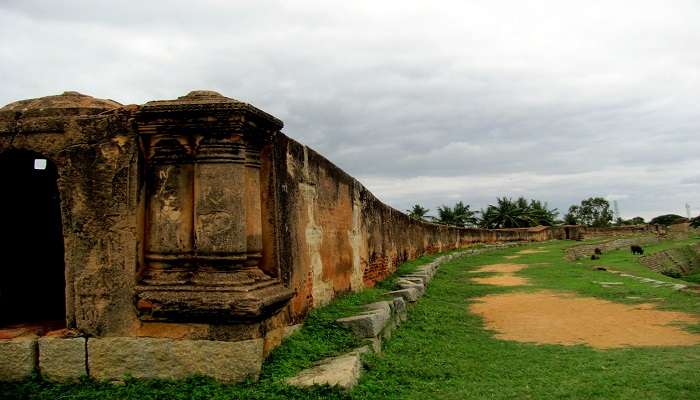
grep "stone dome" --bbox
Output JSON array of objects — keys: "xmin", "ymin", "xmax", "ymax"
[
  {"xmin": 139, "ymin": 90, "xmax": 283, "ymax": 130},
  {"xmin": 1, "ymin": 91, "xmax": 122, "ymax": 116}
]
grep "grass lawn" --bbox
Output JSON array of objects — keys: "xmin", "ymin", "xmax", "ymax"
[{"xmin": 3, "ymin": 238, "xmax": 700, "ymax": 400}]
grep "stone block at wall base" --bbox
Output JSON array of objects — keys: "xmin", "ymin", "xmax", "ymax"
[
  {"xmin": 286, "ymin": 350, "xmax": 363, "ymax": 389},
  {"xmin": 397, "ymin": 280, "xmax": 425, "ymax": 296},
  {"xmin": 263, "ymin": 326, "xmax": 286, "ymax": 358},
  {"xmin": 283, "ymin": 324, "xmax": 303, "ymax": 338},
  {"xmin": 88, "ymin": 337, "xmax": 263, "ymax": 383},
  {"xmin": 38, "ymin": 337, "xmax": 86, "ymax": 382},
  {"xmin": 0, "ymin": 336, "xmax": 37, "ymax": 381},
  {"xmin": 390, "ymin": 297, "xmax": 408, "ymax": 321},
  {"xmin": 384, "ymin": 288, "xmax": 419, "ymax": 303},
  {"xmin": 336, "ymin": 306, "xmax": 390, "ymax": 338}
]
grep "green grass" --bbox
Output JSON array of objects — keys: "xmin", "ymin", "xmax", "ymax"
[
  {"xmin": 3, "ymin": 239, "xmax": 700, "ymax": 399},
  {"xmin": 260, "ymin": 250, "xmax": 458, "ymax": 383},
  {"xmin": 517, "ymin": 239, "xmax": 700, "ymax": 314},
  {"xmin": 352, "ymin": 238, "xmax": 700, "ymax": 399},
  {"xmin": 0, "ymin": 250, "xmax": 461, "ymax": 400},
  {"xmin": 684, "ymin": 273, "xmax": 700, "ymax": 284}
]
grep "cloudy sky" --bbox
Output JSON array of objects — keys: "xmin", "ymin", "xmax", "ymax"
[{"xmin": 2, "ymin": 0, "xmax": 699, "ymax": 220}]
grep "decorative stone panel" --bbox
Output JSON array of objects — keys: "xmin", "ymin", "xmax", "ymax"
[{"xmin": 134, "ymin": 91, "xmax": 293, "ymax": 322}]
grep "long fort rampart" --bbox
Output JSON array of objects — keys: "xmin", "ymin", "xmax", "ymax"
[{"xmin": 0, "ymin": 90, "xmax": 582, "ymax": 382}]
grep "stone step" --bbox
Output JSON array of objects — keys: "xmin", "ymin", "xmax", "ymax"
[
  {"xmin": 286, "ymin": 348, "xmax": 365, "ymax": 389},
  {"xmin": 384, "ymin": 288, "xmax": 420, "ymax": 302}
]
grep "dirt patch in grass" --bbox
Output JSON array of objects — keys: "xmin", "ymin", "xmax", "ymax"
[
  {"xmin": 472, "ymin": 275, "xmax": 530, "ymax": 286},
  {"xmin": 503, "ymin": 255, "xmax": 521, "ymax": 260},
  {"xmin": 517, "ymin": 249, "xmax": 548, "ymax": 254},
  {"xmin": 470, "ymin": 264, "xmax": 530, "ymax": 286},
  {"xmin": 470, "ymin": 291, "xmax": 700, "ymax": 349},
  {"xmin": 473, "ymin": 264, "xmax": 529, "ymax": 273}
]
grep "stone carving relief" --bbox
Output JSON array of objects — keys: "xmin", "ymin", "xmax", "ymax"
[{"xmin": 134, "ymin": 91, "xmax": 293, "ymax": 322}]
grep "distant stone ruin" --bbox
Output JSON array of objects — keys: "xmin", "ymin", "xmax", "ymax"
[
  {"xmin": 0, "ymin": 90, "xmax": 582, "ymax": 382},
  {"xmin": 639, "ymin": 243, "xmax": 700, "ymax": 277}
]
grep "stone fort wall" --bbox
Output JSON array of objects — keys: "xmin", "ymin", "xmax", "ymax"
[
  {"xmin": 274, "ymin": 133, "xmax": 579, "ymax": 319},
  {"xmin": 0, "ymin": 90, "xmax": 582, "ymax": 382}
]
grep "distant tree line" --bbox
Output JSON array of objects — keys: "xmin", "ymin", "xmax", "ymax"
[
  {"xmin": 648, "ymin": 214, "xmax": 687, "ymax": 226},
  {"xmin": 406, "ymin": 197, "xmax": 558, "ymax": 228},
  {"xmin": 406, "ymin": 196, "xmax": 694, "ymax": 229}
]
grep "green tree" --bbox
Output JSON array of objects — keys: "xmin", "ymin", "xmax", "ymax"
[
  {"xmin": 629, "ymin": 216, "xmax": 645, "ymax": 225},
  {"xmin": 436, "ymin": 201, "xmax": 477, "ymax": 227},
  {"xmin": 480, "ymin": 197, "xmax": 527, "ymax": 228},
  {"xmin": 565, "ymin": 197, "xmax": 613, "ymax": 227},
  {"xmin": 690, "ymin": 216, "xmax": 700, "ymax": 228},
  {"xmin": 563, "ymin": 210, "xmax": 578, "ymax": 225},
  {"xmin": 480, "ymin": 197, "xmax": 558, "ymax": 229},
  {"xmin": 613, "ymin": 216, "xmax": 645, "ymax": 225},
  {"xmin": 406, "ymin": 204, "xmax": 430, "ymax": 220},
  {"xmin": 649, "ymin": 214, "xmax": 687, "ymax": 226},
  {"xmin": 528, "ymin": 199, "xmax": 559, "ymax": 226}
]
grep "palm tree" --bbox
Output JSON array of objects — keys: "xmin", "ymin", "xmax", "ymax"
[
  {"xmin": 479, "ymin": 197, "xmax": 558, "ymax": 228},
  {"xmin": 436, "ymin": 201, "xmax": 477, "ymax": 227},
  {"xmin": 406, "ymin": 204, "xmax": 430, "ymax": 220},
  {"xmin": 480, "ymin": 197, "xmax": 528, "ymax": 229},
  {"xmin": 528, "ymin": 199, "xmax": 558, "ymax": 226}
]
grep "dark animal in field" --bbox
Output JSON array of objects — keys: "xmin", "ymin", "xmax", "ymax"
[
  {"xmin": 591, "ymin": 254, "xmax": 600, "ymax": 260},
  {"xmin": 630, "ymin": 245, "xmax": 644, "ymax": 255},
  {"xmin": 594, "ymin": 248, "xmax": 603, "ymax": 255}
]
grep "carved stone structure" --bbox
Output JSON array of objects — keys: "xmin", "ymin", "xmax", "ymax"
[
  {"xmin": 134, "ymin": 91, "xmax": 293, "ymax": 322},
  {"xmin": 0, "ymin": 90, "xmax": 583, "ymax": 382}
]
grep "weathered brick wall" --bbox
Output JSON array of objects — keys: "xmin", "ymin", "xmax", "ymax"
[
  {"xmin": 274, "ymin": 133, "xmax": 582, "ymax": 320},
  {"xmin": 583, "ymin": 224, "xmax": 665, "ymax": 239},
  {"xmin": 0, "ymin": 91, "xmax": 585, "ymax": 339}
]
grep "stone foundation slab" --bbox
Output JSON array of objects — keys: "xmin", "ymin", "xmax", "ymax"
[
  {"xmin": 0, "ymin": 336, "xmax": 37, "ymax": 381},
  {"xmin": 38, "ymin": 336, "xmax": 87, "ymax": 382},
  {"xmin": 88, "ymin": 337, "xmax": 263, "ymax": 382}
]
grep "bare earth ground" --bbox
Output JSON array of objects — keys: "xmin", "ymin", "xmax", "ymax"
[
  {"xmin": 472, "ymin": 263, "xmax": 529, "ymax": 273},
  {"xmin": 469, "ymin": 290, "xmax": 700, "ymax": 349},
  {"xmin": 470, "ymin": 263, "xmax": 531, "ymax": 286},
  {"xmin": 471, "ymin": 275, "xmax": 530, "ymax": 286},
  {"xmin": 517, "ymin": 249, "xmax": 548, "ymax": 254},
  {"xmin": 503, "ymin": 255, "xmax": 520, "ymax": 259}
]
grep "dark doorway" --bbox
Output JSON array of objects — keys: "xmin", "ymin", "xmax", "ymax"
[{"xmin": 0, "ymin": 150, "xmax": 66, "ymax": 332}]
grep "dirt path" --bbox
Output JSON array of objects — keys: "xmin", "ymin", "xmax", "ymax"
[
  {"xmin": 471, "ymin": 264, "xmax": 530, "ymax": 287},
  {"xmin": 471, "ymin": 275, "xmax": 530, "ymax": 286},
  {"xmin": 473, "ymin": 264, "xmax": 528, "ymax": 273},
  {"xmin": 517, "ymin": 249, "xmax": 548, "ymax": 255},
  {"xmin": 469, "ymin": 291, "xmax": 700, "ymax": 349}
]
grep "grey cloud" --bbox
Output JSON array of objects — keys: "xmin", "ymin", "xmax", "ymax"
[
  {"xmin": 1, "ymin": 0, "xmax": 700, "ymax": 219},
  {"xmin": 681, "ymin": 176, "xmax": 700, "ymax": 185}
]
